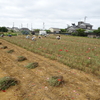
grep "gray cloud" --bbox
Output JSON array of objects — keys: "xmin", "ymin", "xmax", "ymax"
[{"xmin": 0, "ymin": 0, "xmax": 100, "ymax": 29}]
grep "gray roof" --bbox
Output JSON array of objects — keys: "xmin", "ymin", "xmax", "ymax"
[{"xmin": 20, "ymin": 28, "xmax": 30, "ymax": 31}]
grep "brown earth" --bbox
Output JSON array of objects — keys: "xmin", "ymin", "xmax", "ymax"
[{"xmin": 0, "ymin": 39, "xmax": 100, "ymax": 100}]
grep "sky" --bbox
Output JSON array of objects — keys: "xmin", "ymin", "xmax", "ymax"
[{"xmin": 0, "ymin": 0, "xmax": 100, "ymax": 30}]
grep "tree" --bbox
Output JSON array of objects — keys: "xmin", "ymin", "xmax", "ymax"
[
  {"xmin": 10, "ymin": 30, "xmax": 14, "ymax": 32},
  {"xmin": 76, "ymin": 29, "xmax": 86, "ymax": 36},
  {"xmin": 45, "ymin": 30, "xmax": 51, "ymax": 33},
  {"xmin": 60, "ymin": 29, "xmax": 66, "ymax": 33},
  {"xmin": 93, "ymin": 27, "xmax": 100, "ymax": 34},
  {"xmin": 0, "ymin": 27, "xmax": 8, "ymax": 32},
  {"xmin": 34, "ymin": 29, "xmax": 40, "ymax": 33}
]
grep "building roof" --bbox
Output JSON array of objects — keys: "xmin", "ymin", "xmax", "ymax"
[
  {"xmin": 20, "ymin": 28, "xmax": 30, "ymax": 31},
  {"xmin": 49, "ymin": 27, "xmax": 60, "ymax": 29}
]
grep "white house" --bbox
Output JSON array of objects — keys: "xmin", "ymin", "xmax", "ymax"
[{"xmin": 49, "ymin": 28, "xmax": 60, "ymax": 33}]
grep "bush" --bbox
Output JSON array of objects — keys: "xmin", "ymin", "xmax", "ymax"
[
  {"xmin": 4, "ymin": 33, "xmax": 17, "ymax": 36},
  {"xmin": 0, "ymin": 27, "xmax": 8, "ymax": 32},
  {"xmin": 17, "ymin": 56, "xmax": 27, "ymax": 61},
  {"xmin": 76, "ymin": 29, "xmax": 86, "ymax": 36},
  {"xmin": 0, "ymin": 46, "xmax": 7, "ymax": 49},
  {"xmin": 72, "ymin": 33, "xmax": 78, "ymax": 36},
  {"xmin": 48, "ymin": 76, "xmax": 63, "ymax": 86},
  {"xmin": 7, "ymin": 49, "xmax": 14, "ymax": 53},
  {"xmin": 25, "ymin": 62, "xmax": 38, "ymax": 69},
  {"xmin": 0, "ymin": 76, "xmax": 18, "ymax": 90}
]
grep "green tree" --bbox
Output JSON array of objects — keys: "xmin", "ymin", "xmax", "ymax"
[
  {"xmin": 93, "ymin": 27, "xmax": 100, "ymax": 34},
  {"xmin": 76, "ymin": 29, "xmax": 86, "ymax": 36},
  {"xmin": 0, "ymin": 27, "xmax": 8, "ymax": 32},
  {"xmin": 60, "ymin": 29, "xmax": 66, "ymax": 33},
  {"xmin": 10, "ymin": 30, "xmax": 14, "ymax": 32},
  {"xmin": 45, "ymin": 30, "xmax": 51, "ymax": 33},
  {"xmin": 34, "ymin": 29, "xmax": 40, "ymax": 33}
]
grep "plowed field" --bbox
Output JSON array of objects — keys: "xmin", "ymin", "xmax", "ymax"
[{"xmin": 0, "ymin": 39, "xmax": 100, "ymax": 100}]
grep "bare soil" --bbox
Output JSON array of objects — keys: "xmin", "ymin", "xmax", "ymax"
[{"xmin": 0, "ymin": 39, "xmax": 100, "ymax": 100}]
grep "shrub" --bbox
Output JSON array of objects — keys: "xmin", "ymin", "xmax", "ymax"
[
  {"xmin": 0, "ymin": 46, "xmax": 7, "ymax": 49},
  {"xmin": 17, "ymin": 56, "xmax": 27, "ymax": 61},
  {"xmin": 72, "ymin": 33, "xmax": 78, "ymax": 36},
  {"xmin": 76, "ymin": 29, "xmax": 86, "ymax": 36},
  {"xmin": 7, "ymin": 49, "xmax": 14, "ymax": 53},
  {"xmin": 25, "ymin": 62, "xmax": 38, "ymax": 69},
  {"xmin": 48, "ymin": 76, "xmax": 63, "ymax": 86},
  {"xmin": 0, "ymin": 76, "xmax": 18, "ymax": 90},
  {"xmin": 4, "ymin": 33, "xmax": 17, "ymax": 36}
]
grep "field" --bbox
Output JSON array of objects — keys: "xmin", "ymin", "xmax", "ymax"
[
  {"xmin": 0, "ymin": 35, "xmax": 100, "ymax": 100},
  {"xmin": 1, "ymin": 34, "xmax": 100, "ymax": 76}
]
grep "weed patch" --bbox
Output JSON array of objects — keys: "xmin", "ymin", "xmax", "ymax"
[
  {"xmin": 17, "ymin": 56, "xmax": 27, "ymax": 61},
  {"xmin": 0, "ymin": 46, "xmax": 7, "ymax": 49},
  {"xmin": 48, "ymin": 76, "xmax": 63, "ymax": 86},
  {"xmin": 7, "ymin": 49, "xmax": 14, "ymax": 53},
  {"xmin": 25, "ymin": 62, "xmax": 38, "ymax": 69},
  {"xmin": 0, "ymin": 76, "xmax": 18, "ymax": 90}
]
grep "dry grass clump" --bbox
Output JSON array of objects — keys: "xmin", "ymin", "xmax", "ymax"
[
  {"xmin": 0, "ymin": 46, "xmax": 7, "ymax": 49},
  {"xmin": 17, "ymin": 56, "xmax": 27, "ymax": 61},
  {"xmin": 7, "ymin": 49, "xmax": 14, "ymax": 53},
  {"xmin": 25, "ymin": 62, "xmax": 38, "ymax": 69},
  {"xmin": 0, "ymin": 76, "xmax": 18, "ymax": 90},
  {"xmin": 48, "ymin": 76, "xmax": 63, "ymax": 86}
]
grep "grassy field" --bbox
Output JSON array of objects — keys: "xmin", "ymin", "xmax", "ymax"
[{"xmin": 1, "ymin": 34, "xmax": 100, "ymax": 77}]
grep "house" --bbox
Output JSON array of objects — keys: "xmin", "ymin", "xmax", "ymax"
[
  {"xmin": 20, "ymin": 28, "xmax": 30, "ymax": 32},
  {"xmin": 7, "ymin": 27, "xmax": 20, "ymax": 32},
  {"xmin": 49, "ymin": 28, "xmax": 60, "ymax": 33},
  {"xmin": 12, "ymin": 27, "xmax": 19, "ymax": 32},
  {"xmin": 67, "ymin": 21, "xmax": 93, "ymax": 33},
  {"xmin": 78, "ymin": 21, "xmax": 92, "ymax": 29}
]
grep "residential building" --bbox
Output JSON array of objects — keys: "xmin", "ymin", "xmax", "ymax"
[
  {"xmin": 20, "ymin": 28, "xmax": 30, "ymax": 32},
  {"xmin": 49, "ymin": 28, "xmax": 60, "ymax": 33},
  {"xmin": 67, "ymin": 21, "xmax": 93, "ymax": 33}
]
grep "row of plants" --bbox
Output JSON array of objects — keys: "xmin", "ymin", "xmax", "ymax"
[
  {"xmin": 0, "ymin": 43, "xmax": 63, "ymax": 91},
  {"xmin": 0, "ymin": 35, "xmax": 100, "ymax": 77},
  {"xmin": 4, "ymin": 32, "xmax": 17, "ymax": 36}
]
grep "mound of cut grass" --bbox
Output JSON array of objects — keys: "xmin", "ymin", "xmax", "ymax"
[
  {"xmin": 0, "ymin": 76, "xmax": 18, "ymax": 90},
  {"xmin": 7, "ymin": 49, "xmax": 14, "ymax": 53},
  {"xmin": 0, "ymin": 46, "xmax": 7, "ymax": 49},
  {"xmin": 48, "ymin": 76, "xmax": 63, "ymax": 86},
  {"xmin": 17, "ymin": 56, "xmax": 27, "ymax": 61},
  {"xmin": 25, "ymin": 62, "xmax": 38, "ymax": 69}
]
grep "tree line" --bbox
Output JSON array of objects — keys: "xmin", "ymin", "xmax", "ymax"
[{"xmin": 0, "ymin": 27, "xmax": 8, "ymax": 32}]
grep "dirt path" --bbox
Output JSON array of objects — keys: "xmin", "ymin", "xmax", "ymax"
[{"xmin": 0, "ymin": 39, "xmax": 100, "ymax": 100}]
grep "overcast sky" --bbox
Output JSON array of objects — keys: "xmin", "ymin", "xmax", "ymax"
[{"xmin": 0, "ymin": 0, "xmax": 100, "ymax": 29}]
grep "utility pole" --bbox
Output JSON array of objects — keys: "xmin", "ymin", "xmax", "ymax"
[
  {"xmin": 27, "ymin": 23, "xmax": 28, "ymax": 28},
  {"xmin": 43, "ymin": 22, "xmax": 45, "ymax": 30},
  {"xmin": 84, "ymin": 16, "xmax": 87, "ymax": 23},
  {"xmin": 31, "ymin": 23, "xmax": 32, "ymax": 31},
  {"xmin": 13, "ymin": 22, "xmax": 14, "ymax": 29},
  {"xmin": 21, "ymin": 24, "xmax": 23, "ymax": 28}
]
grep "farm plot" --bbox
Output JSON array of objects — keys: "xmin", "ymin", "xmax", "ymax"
[
  {"xmin": 0, "ymin": 39, "xmax": 100, "ymax": 100},
  {"xmin": 1, "ymin": 35, "xmax": 100, "ymax": 77}
]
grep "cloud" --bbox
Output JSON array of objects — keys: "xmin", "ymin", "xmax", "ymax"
[{"xmin": 0, "ymin": 0, "xmax": 100, "ymax": 29}]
